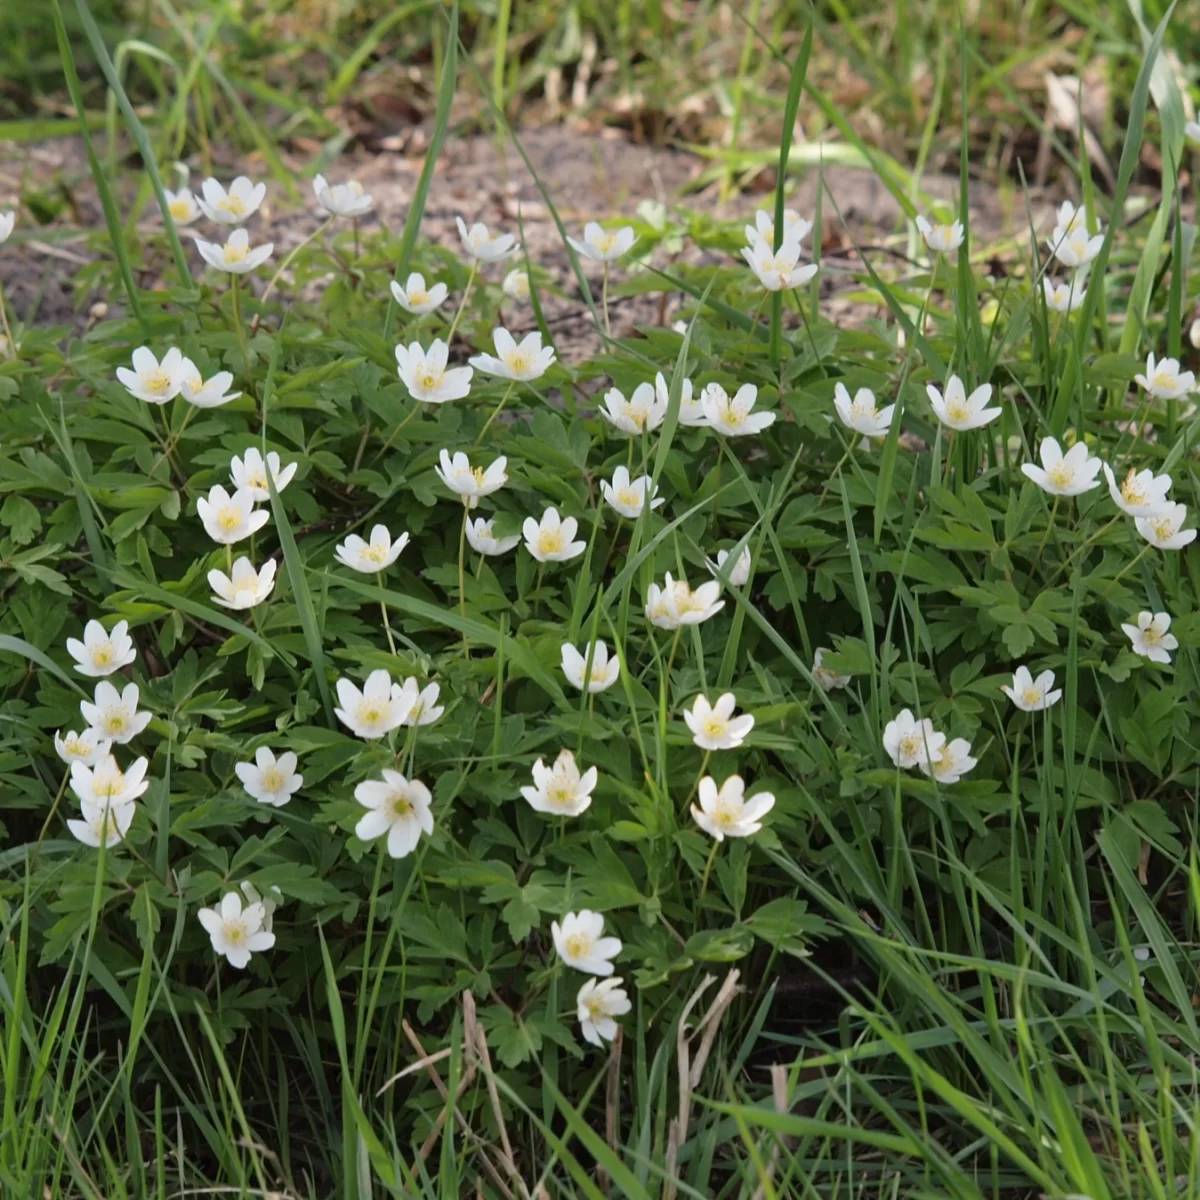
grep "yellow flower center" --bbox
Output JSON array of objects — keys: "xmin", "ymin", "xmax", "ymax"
[
  {"xmin": 1152, "ymin": 371, "xmax": 1175, "ymax": 391},
  {"xmin": 589, "ymin": 664, "xmax": 608, "ymax": 684},
  {"xmin": 722, "ymin": 407, "xmax": 745, "ymax": 428},
  {"xmin": 504, "ymin": 350, "xmax": 532, "ymax": 374},
  {"xmin": 547, "ymin": 783, "xmax": 574, "ymax": 809},
  {"xmin": 358, "ymin": 704, "xmax": 385, "ymax": 728},
  {"xmin": 359, "ymin": 543, "xmax": 388, "ymax": 564},
  {"xmin": 97, "ymin": 776, "xmax": 122, "ymax": 798},
  {"xmin": 1121, "ymin": 473, "xmax": 1147, "ymax": 506},
  {"xmin": 218, "ymin": 195, "xmax": 246, "ymax": 217},
  {"xmin": 598, "ymin": 232, "xmax": 618, "ymax": 254},
  {"xmin": 1142, "ymin": 625, "xmax": 1163, "ymax": 645},
  {"xmin": 946, "ymin": 401, "xmax": 970, "ymax": 424},
  {"xmin": 536, "ymin": 529, "xmax": 564, "ymax": 556},
  {"xmin": 471, "ymin": 466, "xmax": 488, "ymax": 486},
  {"xmin": 347, "ymin": 182, "xmax": 364, "ymax": 198},
  {"xmin": 714, "ymin": 808, "xmax": 735, "ymax": 828},
  {"xmin": 168, "ymin": 199, "xmax": 191, "ymax": 220},
  {"xmin": 216, "ymin": 506, "xmax": 242, "ymax": 532},
  {"xmin": 389, "ymin": 793, "xmax": 413, "ymax": 819},
  {"xmin": 261, "ymin": 768, "xmax": 283, "ymax": 792},
  {"xmin": 417, "ymin": 369, "xmax": 442, "ymax": 391},
  {"xmin": 898, "ymin": 732, "xmax": 922, "ymax": 759},
  {"xmin": 616, "ymin": 487, "xmax": 641, "ymax": 510},
  {"xmin": 65, "ymin": 736, "xmax": 85, "ymax": 755},
  {"xmin": 105, "ymin": 713, "xmax": 127, "ymax": 735},
  {"xmin": 564, "ymin": 933, "xmax": 591, "ymax": 958},
  {"xmin": 92, "ymin": 645, "xmax": 113, "ymax": 666},
  {"xmin": 187, "ymin": 375, "xmax": 204, "ymax": 394},
  {"xmin": 223, "ymin": 240, "xmax": 248, "ymax": 264},
  {"xmin": 584, "ymin": 996, "xmax": 605, "ymax": 1019},
  {"xmin": 224, "ymin": 921, "xmax": 247, "ymax": 946},
  {"xmin": 144, "ymin": 370, "xmax": 173, "ymax": 395},
  {"xmin": 409, "ymin": 289, "xmax": 427, "ymax": 306},
  {"xmin": 703, "ymin": 717, "xmax": 728, "ymax": 738},
  {"xmin": 850, "ymin": 400, "xmax": 876, "ymax": 422},
  {"xmin": 1149, "ymin": 516, "xmax": 1174, "ymax": 541},
  {"xmin": 1022, "ymin": 687, "xmax": 1042, "ymax": 707},
  {"xmin": 1047, "ymin": 463, "xmax": 1075, "ymax": 488}
]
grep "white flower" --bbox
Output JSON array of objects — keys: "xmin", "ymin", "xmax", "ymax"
[
  {"xmin": 741, "ymin": 232, "xmax": 818, "ymax": 291},
  {"xmin": 469, "ymin": 328, "xmax": 555, "ymax": 382},
  {"xmin": 520, "ymin": 749, "xmax": 598, "ymax": 817},
  {"xmin": 312, "ymin": 174, "xmax": 373, "ymax": 218},
  {"xmin": 435, "ymin": 450, "xmax": 508, "ymax": 507},
  {"xmin": 599, "ymin": 382, "xmax": 667, "ymax": 435},
  {"xmin": 812, "ymin": 647, "xmax": 851, "ymax": 691},
  {"xmin": 234, "ymin": 746, "xmax": 302, "ymax": 807},
  {"xmin": 744, "ymin": 208, "xmax": 811, "ymax": 249},
  {"xmin": 655, "ymin": 371, "xmax": 705, "ymax": 427},
  {"xmin": 0, "ymin": 211, "xmax": 16, "ymax": 243},
  {"xmin": 116, "ymin": 346, "xmax": 187, "ymax": 404},
  {"xmin": 398, "ymin": 679, "xmax": 444, "ymax": 727},
  {"xmin": 926, "ymin": 376, "xmax": 1001, "ymax": 431},
  {"xmin": 834, "ymin": 382, "xmax": 895, "ymax": 439},
  {"xmin": 1001, "ymin": 666, "xmax": 1062, "ymax": 712},
  {"xmin": 1020, "ymin": 436, "xmax": 1102, "ymax": 497},
  {"xmin": 522, "ymin": 508, "xmax": 586, "ymax": 563},
  {"xmin": 1135, "ymin": 503, "xmax": 1197, "ymax": 551},
  {"xmin": 456, "ymin": 216, "xmax": 516, "ymax": 263},
  {"xmin": 577, "ymin": 977, "xmax": 632, "ymax": 1047},
  {"xmin": 1121, "ymin": 612, "xmax": 1177, "ymax": 665},
  {"xmin": 465, "ymin": 517, "xmax": 521, "ymax": 556},
  {"xmin": 560, "ymin": 641, "xmax": 621, "ymax": 693},
  {"xmin": 238, "ymin": 881, "xmax": 283, "ymax": 934},
  {"xmin": 69, "ymin": 754, "xmax": 150, "ymax": 807},
  {"xmin": 1134, "ymin": 352, "xmax": 1195, "ymax": 400},
  {"xmin": 396, "ymin": 339, "xmax": 473, "ymax": 404},
  {"xmin": 229, "ymin": 446, "xmax": 298, "ymax": 501},
  {"xmin": 178, "ymin": 363, "xmax": 240, "ymax": 408},
  {"xmin": 334, "ymin": 670, "xmax": 414, "ymax": 739},
  {"xmin": 1052, "ymin": 201, "xmax": 1087, "ymax": 237},
  {"xmin": 67, "ymin": 798, "xmax": 136, "ymax": 849},
  {"xmin": 600, "ymin": 466, "xmax": 662, "ymax": 519},
  {"xmin": 706, "ymin": 546, "xmax": 751, "ymax": 587},
  {"xmin": 197, "ymin": 176, "xmax": 267, "ymax": 225},
  {"xmin": 684, "ymin": 693, "xmax": 754, "ymax": 751},
  {"xmin": 80, "ymin": 682, "xmax": 152, "ymax": 745},
  {"xmin": 1188, "ymin": 120, "xmax": 1200, "ymax": 144},
  {"xmin": 164, "ymin": 188, "xmax": 200, "ymax": 225},
  {"xmin": 334, "ymin": 524, "xmax": 410, "ymax": 573},
  {"xmin": 502, "ymin": 268, "xmax": 530, "ymax": 300},
  {"xmin": 197, "ymin": 485, "xmax": 269, "ymax": 546},
  {"xmin": 66, "ymin": 619, "xmax": 137, "ymax": 677},
  {"xmin": 390, "ymin": 273, "xmax": 448, "ymax": 315},
  {"xmin": 645, "ymin": 573, "xmax": 724, "ymax": 630},
  {"xmin": 197, "ymin": 891, "xmax": 275, "ymax": 969},
  {"xmin": 567, "ymin": 222, "xmax": 637, "ymax": 263},
  {"xmin": 54, "ymin": 728, "xmax": 112, "ymax": 767},
  {"xmin": 354, "ymin": 770, "xmax": 434, "ymax": 858},
  {"xmin": 1042, "ymin": 275, "xmax": 1086, "ymax": 313},
  {"xmin": 1101, "ymin": 463, "xmax": 1172, "ymax": 518},
  {"xmin": 552, "ymin": 910, "xmax": 622, "ymax": 976},
  {"xmin": 1048, "ymin": 219, "xmax": 1103, "ymax": 269},
  {"xmin": 700, "ymin": 383, "xmax": 776, "ymax": 437},
  {"xmin": 915, "ymin": 215, "xmax": 964, "ymax": 253},
  {"xmin": 919, "ymin": 738, "xmax": 978, "ymax": 784},
  {"xmin": 690, "ymin": 774, "xmax": 775, "ymax": 842},
  {"xmin": 882, "ymin": 709, "xmax": 945, "ymax": 769},
  {"xmin": 194, "ymin": 228, "xmax": 273, "ymax": 274}
]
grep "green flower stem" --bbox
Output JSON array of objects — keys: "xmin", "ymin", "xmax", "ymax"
[
  {"xmin": 31, "ymin": 770, "xmax": 71, "ymax": 868},
  {"xmin": 372, "ymin": 403, "xmax": 421, "ymax": 466},
  {"xmin": 1048, "ymin": 514, "xmax": 1124, "ymax": 585},
  {"xmin": 0, "ymin": 278, "xmax": 16, "ymax": 359},
  {"xmin": 475, "ymin": 379, "xmax": 517, "ymax": 446},
  {"xmin": 1104, "ymin": 543, "xmax": 1152, "ymax": 595},
  {"xmin": 458, "ymin": 505, "xmax": 470, "ymax": 655},
  {"xmin": 149, "ymin": 401, "xmax": 198, "ymax": 481},
  {"xmin": 601, "ymin": 262, "xmax": 611, "ymax": 339},
  {"xmin": 683, "ymin": 750, "xmax": 711, "ymax": 813},
  {"xmin": 377, "ymin": 571, "xmax": 397, "ymax": 657},
  {"xmin": 229, "ymin": 274, "xmax": 253, "ymax": 377},
  {"xmin": 446, "ymin": 261, "xmax": 478, "ymax": 345},
  {"xmin": 260, "ymin": 216, "xmax": 335, "ymax": 307},
  {"xmin": 226, "ymin": 544, "xmax": 233, "ymax": 574},
  {"xmin": 697, "ymin": 840, "xmax": 720, "ymax": 915},
  {"xmin": 1035, "ymin": 495, "xmax": 1061, "ymax": 559}
]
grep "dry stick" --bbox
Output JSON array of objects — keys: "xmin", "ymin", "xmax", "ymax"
[
  {"xmin": 674, "ymin": 974, "xmax": 716, "ymax": 1147},
  {"xmin": 374, "ymin": 1047, "xmax": 452, "ymax": 1096},
  {"xmin": 749, "ymin": 1064, "xmax": 791, "ymax": 1200},
  {"xmin": 597, "ymin": 1026, "xmax": 623, "ymax": 1196},
  {"xmin": 472, "ymin": 1022, "xmax": 531, "ymax": 1200},
  {"xmin": 688, "ymin": 968, "xmax": 741, "ymax": 1091}
]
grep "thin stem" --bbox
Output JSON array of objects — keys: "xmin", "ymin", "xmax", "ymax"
[
  {"xmin": 378, "ymin": 571, "xmax": 397, "ymax": 657},
  {"xmin": 683, "ymin": 751, "xmax": 711, "ymax": 813},
  {"xmin": 31, "ymin": 771, "xmax": 72, "ymax": 868},
  {"xmin": 1104, "ymin": 543, "xmax": 1152, "ymax": 595},
  {"xmin": 1047, "ymin": 514, "xmax": 1123, "ymax": 585},
  {"xmin": 0, "ymin": 278, "xmax": 16, "ymax": 359},
  {"xmin": 260, "ymin": 216, "xmax": 335, "ymax": 305},
  {"xmin": 353, "ymin": 216, "xmax": 361, "ymax": 262},
  {"xmin": 149, "ymin": 402, "xmax": 198, "ymax": 480},
  {"xmin": 446, "ymin": 261, "xmax": 478, "ymax": 345},
  {"xmin": 458, "ymin": 506, "xmax": 470, "ymax": 654},
  {"xmin": 697, "ymin": 841, "xmax": 720, "ymax": 915},
  {"xmin": 372, "ymin": 403, "xmax": 422, "ymax": 466},
  {"xmin": 226, "ymin": 544, "xmax": 233, "ymax": 574},
  {"xmin": 475, "ymin": 380, "xmax": 517, "ymax": 446},
  {"xmin": 601, "ymin": 262, "xmax": 611, "ymax": 339},
  {"xmin": 229, "ymin": 275, "xmax": 252, "ymax": 376},
  {"xmin": 1035, "ymin": 496, "xmax": 1061, "ymax": 558}
]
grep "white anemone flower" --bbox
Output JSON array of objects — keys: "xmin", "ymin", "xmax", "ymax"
[
  {"xmin": 707, "ymin": 547, "xmax": 752, "ymax": 587},
  {"xmin": 469, "ymin": 328, "xmax": 555, "ymax": 382},
  {"xmin": 812, "ymin": 647, "xmax": 851, "ymax": 691},
  {"xmin": 197, "ymin": 891, "xmax": 275, "ymax": 968},
  {"xmin": 54, "ymin": 728, "xmax": 112, "ymax": 767},
  {"xmin": 197, "ymin": 176, "xmax": 266, "ymax": 225},
  {"xmin": 67, "ymin": 798, "xmax": 136, "ymax": 849},
  {"xmin": 882, "ymin": 709, "xmax": 945, "ymax": 769},
  {"xmin": 0, "ymin": 212, "xmax": 13, "ymax": 243},
  {"xmin": 700, "ymin": 383, "xmax": 777, "ymax": 437},
  {"xmin": 1122, "ymin": 612, "xmax": 1177, "ymax": 664},
  {"xmin": 465, "ymin": 517, "xmax": 521, "ymax": 556},
  {"xmin": 522, "ymin": 508, "xmax": 586, "ymax": 563},
  {"xmin": 1134, "ymin": 352, "xmax": 1195, "ymax": 400},
  {"xmin": 164, "ymin": 187, "xmax": 200, "ymax": 225},
  {"xmin": 1188, "ymin": 120, "xmax": 1200, "ymax": 144},
  {"xmin": 645, "ymin": 573, "xmax": 724, "ymax": 629},
  {"xmin": 455, "ymin": 216, "xmax": 516, "ymax": 263},
  {"xmin": 520, "ymin": 749, "xmax": 598, "ymax": 817},
  {"xmin": 354, "ymin": 771, "xmax": 434, "ymax": 858},
  {"xmin": 334, "ymin": 670, "xmax": 414, "ymax": 739},
  {"xmin": 80, "ymin": 682, "xmax": 152, "ymax": 745},
  {"xmin": 834, "ymin": 382, "xmax": 895, "ymax": 439},
  {"xmin": 390, "ymin": 273, "xmax": 448, "ymax": 315},
  {"xmin": 567, "ymin": 222, "xmax": 637, "ymax": 263},
  {"xmin": 194, "ymin": 228, "xmax": 273, "ymax": 274},
  {"xmin": 116, "ymin": 347, "xmax": 186, "ymax": 404},
  {"xmin": 655, "ymin": 371, "xmax": 706, "ymax": 426},
  {"xmin": 396, "ymin": 339, "xmax": 473, "ymax": 403},
  {"xmin": 691, "ymin": 775, "xmax": 775, "ymax": 842},
  {"xmin": 312, "ymin": 174, "xmax": 373, "ymax": 218},
  {"xmin": 741, "ymin": 232, "xmax": 818, "ymax": 291},
  {"xmin": 1042, "ymin": 276, "xmax": 1086, "ymax": 313},
  {"xmin": 435, "ymin": 450, "xmax": 508, "ymax": 507},
  {"xmin": 229, "ymin": 447, "xmax": 298, "ymax": 501},
  {"xmin": 552, "ymin": 910, "xmax": 622, "ymax": 975},
  {"xmin": 600, "ymin": 466, "xmax": 662, "ymax": 519},
  {"xmin": 69, "ymin": 754, "xmax": 150, "ymax": 808},
  {"xmin": 1048, "ymin": 220, "xmax": 1104, "ymax": 269},
  {"xmin": 577, "ymin": 977, "xmax": 632, "ymax": 1047},
  {"xmin": 919, "ymin": 738, "xmax": 978, "ymax": 784},
  {"xmin": 1020, "ymin": 436, "xmax": 1102, "ymax": 497},
  {"xmin": 196, "ymin": 485, "xmax": 269, "ymax": 545},
  {"xmin": 502, "ymin": 268, "xmax": 530, "ymax": 301},
  {"xmin": 209, "ymin": 557, "xmax": 277, "ymax": 610},
  {"xmin": 599, "ymin": 382, "xmax": 667, "ymax": 435},
  {"xmin": 238, "ymin": 882, "xmax": 283, "ymax": 934},
  {"xmin": 745, "ymin": 208, "xmax": 811, "ymax": 248},
  {"xmin": 67, "ymin": 619, "xmax": 137, "ymax": 677},
  {"xmin": 926, "ymin": 376, "xmax": 1001, "ymax": 431},
  {"xmin": 398, "ymin": 679, "xmax": 444, "ymax": 727},
  {"xmin": 334, "ymin": 524, "xmax": 410, "ymax": 573},
  {"xmin": 1135, "ymin": 503, "xmax": 1197, "ymax": 551},
  {"xmin": 684, "ymin": 693, "xmax": 754, "ymax": 751},
  {"xmin": 1001, "ymin": 666, "xmax": 1062, "ymax": 712},
  {"xmin": 915, "ymin": 216, "xmax": 964, "ymax": 253},
  {"xmin": 560, "ymin": 641, "xmax": 621, "ymax": 693},
  {"xmin": 1102, "ymin": 463, "xmax": 1173, "ymax": 518},
  {"xmin": 235, "ymin": 747, "xmax": 302, "ymax": 807},
  {"xmin": 178, "ymin": 363, "xmax": 241, "ymax": 408}
]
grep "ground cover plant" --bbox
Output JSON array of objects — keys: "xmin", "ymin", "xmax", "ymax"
[{"xmin": 5, "ymin": 1, "xmax": 1200, "ymax": 1198}]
